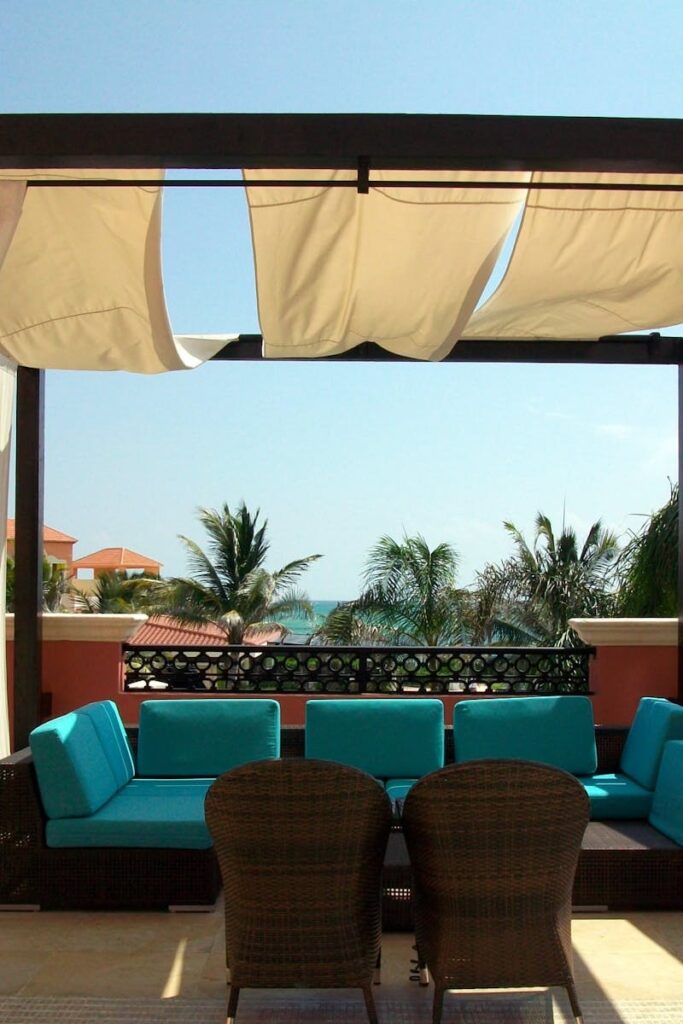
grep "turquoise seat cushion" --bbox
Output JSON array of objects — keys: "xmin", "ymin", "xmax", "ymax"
[
  {"xmin": 579, "ymin": 773, "xmax": 653, "ymax": 820},
  {"xmin": 385, "ymin": 778, "xmax": 418, "ymax": 801},
  {"xmin": 305, "ymin": 699, "xmax": 444, "ymax": 778},
  {"xmin": 453, "ymin": 695, "xmax": 597, "ymax": 775},
  {"xmin": 620, "ymin": 697, "xmax": 683, "ymax": 790},
  {"xmin": 649, "ymin": 741, "xmax": 683, "ymax": 846},
  {"xmin": 30, "ymin": 706, "xmax": 127, "ymax": 819},
  {"xmin": 136, "ymin": 699, "xmax": 280, "ymax": 777},
  {"xmin": 46, "ymin": 778, "xmax": 214, "ymax": 849}
]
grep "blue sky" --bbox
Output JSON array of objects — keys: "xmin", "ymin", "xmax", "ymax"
[{"xmin": 1, "ymin": 1, "xmax": 679, "ymax": 597}]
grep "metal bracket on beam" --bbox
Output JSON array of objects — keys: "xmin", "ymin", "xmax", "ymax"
[{"xmin": 357, "ymin": 155, "xmax": 370, "ymax": 194}]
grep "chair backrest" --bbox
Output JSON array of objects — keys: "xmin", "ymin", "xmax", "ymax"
[
  {"xmin": 402, "ymin": 760, "xmax": 589, "ymax": 988},
  {"xmin": 305, "ymin": 698, "xmax": 444, "ymax": 778},
  {"xmin": 205, "ymin": 758, "xmax": 392, "ymax": 989}
]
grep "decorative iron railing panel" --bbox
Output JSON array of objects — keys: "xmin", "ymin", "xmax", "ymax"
[{"xmin": 123, "ymin": 644, "xmax": 594, "ymax": 695}]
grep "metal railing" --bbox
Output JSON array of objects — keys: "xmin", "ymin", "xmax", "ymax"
[{"xmin": 123, "ymin": 643, "xmax": 594, "ymax": 695}]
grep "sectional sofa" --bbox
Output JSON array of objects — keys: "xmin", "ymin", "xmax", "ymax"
[
  {"xmin": 0, "ymin": 693, "xmax": 682, "ymax": 915},
  {"xmin": 1, "ymin": 698, "xmax": 280, "ymax": 909},
  {"xmin": 382, "ymin": 695, "xmax": 683, "ymax": 926}
]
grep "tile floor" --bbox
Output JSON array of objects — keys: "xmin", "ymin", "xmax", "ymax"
[{"xmin": 0, "ymin": 903, "xmax": 681, "ymax": 1021}]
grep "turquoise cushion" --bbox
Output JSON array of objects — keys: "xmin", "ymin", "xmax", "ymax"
[
  {"xmin": 78, "ymin": 700, "xmax": 134, "ymax": 788},
  {"xmin": 46, "ymin": 778, "xmax": 214, "ymax": 849},
  {"xmin": 579, "ymin": 773, "xmax": 653, "ymax": 819},
  {"xmin": 305, "ymin": 699, "xmax": 444, "ymax": 778},
  {"xmin": 136, "ymin": 699, "xmax": 280, "ymax": 777},
  {"xmin": 620, "ymin": 698, "xmax": 683, "ymax": 790},
  {"xmin": 385, "ymin": 778, "xmax": 418, "ymax": 801},
  {"xmin": 30, "ymin": 709, "xmax": 122, "ymax": 819},
  {"xmin": 453, "ymin": 696, "xmax": 597, "ymax": 775},
  {"xmin": 649, "ymin": 740, "xmax": 683, "ymax": 846}
]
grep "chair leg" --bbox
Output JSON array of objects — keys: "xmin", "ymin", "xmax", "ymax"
[
  {"xmin": 362, "ymin": 983, "xmax": 379, "ymax": 1024},
  {"xmin": 432, "ymin": 986, "xmax": 445, "ymax": 1024},
  {"xmin": 226, "ymin": 984, "xmax": 240, "ymax": 1024},
  {"xmin": 373, "ymin": 948, "xmax": 382, "ymax": 985},
  {"xmin": 566, "ymin": 981, "xmax": 583, "ymax": 1024},
  {"xmin": 416, "ymin": 947, "xmax": 430, "ymax": 986}
]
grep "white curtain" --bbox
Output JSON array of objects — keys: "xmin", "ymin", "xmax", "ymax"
[
  {"xmin": 0, "ymin": 181, "xmax": 23, "ymax": 757},
  {"xmin": 246, "ymin": 169, "xmax": 530, "ymax": 361},
  {"xmin": 465, "ymin": 172, "xmax": 683, "ymax": 339},
  {"xmin": 0, "ymin": 170, "xmax": 224, "ymax": 372}
]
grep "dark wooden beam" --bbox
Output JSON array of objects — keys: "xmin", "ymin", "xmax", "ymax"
[
  {"xmin": 679, "ymin": 364, "xmax": 683, "ymax": 704},
  {"xmin": 212, "ymin": 334, "xmax": 683, "ymax": 366},
  {"xmin": 2, "ymin": 113, "xmax": 683, "ymax": 172},
  {"xmin": 13, "ymin": 368, "xmax": 44, "ymax": 750}
]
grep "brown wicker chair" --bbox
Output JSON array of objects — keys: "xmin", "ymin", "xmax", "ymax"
[
  {"xmin": 402, "ymin": 760, "xmax": 590, "ymax": 1024},
  {"xmin": 204, "ymin": 758, "xmax": 392, "ymax": 1024}
]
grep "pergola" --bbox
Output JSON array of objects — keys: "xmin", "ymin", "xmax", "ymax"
[{"xmin": 1, "ymin": 112, "xmax": 682, "ymax": 749}]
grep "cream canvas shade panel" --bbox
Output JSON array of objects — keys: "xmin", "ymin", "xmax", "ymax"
[
  {"xmin": 0, "ymin": 169, "xmax": 224, "ymax": 373},
  {"xmin": 245, "ymin": 169, "xmax": 531, "ymax": 361},
  {"xmin": 465, "ymin": 171, "xmax": 683, "ymax": 340},
  {"xmin": 0, "ymin": 181, "xmax": 26, "ymax": 269}
]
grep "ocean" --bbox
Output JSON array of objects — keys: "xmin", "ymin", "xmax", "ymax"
[{"xmin": 277, "ymin": 600, "xmax": 341, "ymax": 636}]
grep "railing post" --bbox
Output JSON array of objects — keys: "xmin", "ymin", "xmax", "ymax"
[{"xmin": 356, "ymin": 651, "xmax": 369, "ymax": 692}]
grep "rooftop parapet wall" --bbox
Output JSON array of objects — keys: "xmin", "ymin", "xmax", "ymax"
[
  {"xmin": 570, "ymin": 618, "xmax": 678, "ymax": 727},
  {"xmin": 5, "ymin": 614, "xmax": 146, "ymax": 743},
  {"xmin": 3, "ymin": 615, "xmax": 677, "ymax": 740}
]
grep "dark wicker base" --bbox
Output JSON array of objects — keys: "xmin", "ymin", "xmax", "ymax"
[
  {"xmin": 381, "ymin": 820, "xmax": 683, "ymax": 931},
  {"xmin": 0, "ymin": 749, "xmax": 221, "ymax": 910}
]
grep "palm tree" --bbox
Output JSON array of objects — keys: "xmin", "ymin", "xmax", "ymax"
[
  {"xmin": 617, "ymin": 485, "xmax": 677, "ymax": 616},
  {"xmin": 75, "ymin": 570, "xmax": 159, "ymax": 614},
  {"xmin": 317, "ymin": 534, "xmax": 468, "ymax": 646},
  {"xmin": 476, "ymin": 513, "xmax": 620, "ymax": 646},
  {"xmin": 6, "ymin": 556, "xmax": 75, "ymax": 613},
  {"xmin": 154, "ymin": 502, "xmax": 321, "ymax": 643}
]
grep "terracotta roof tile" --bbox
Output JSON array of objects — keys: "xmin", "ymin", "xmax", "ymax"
[
  {"xmin": 128, "ymin": 615, "xmax": 284, "ymax": 647},
  {"xmin": 71, "ymin": 546, "xmax": 161, "ymax": 571},
  {"xmin": 6, "ymin": 520, "xmax": 77, "ymax": 543}
]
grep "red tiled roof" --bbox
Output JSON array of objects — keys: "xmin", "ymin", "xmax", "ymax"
[
  {"xmin": 129, "ymin": 615, "xmax": 284, "ymax": 647},
  {"xmin": 6, "ymin": 520, "xmax": 77, "ymax": 543},
  {"xmin": 71, "ymin": 546, "xmax": 161, "ymax": 571}
]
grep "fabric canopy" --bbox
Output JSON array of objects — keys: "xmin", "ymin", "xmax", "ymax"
[
  {"xmin": 464, "ymin": 172, "xmax": 683, "ymax": 340},
  {"xmin": 245, "ymin": 169, "xmax": 531, "ymax": 361},
  {"xmin": 0, "ymin": 170, "xmax": 224, "ymax": 373}
]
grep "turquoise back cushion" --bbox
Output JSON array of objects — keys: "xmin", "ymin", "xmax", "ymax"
[
  {"xmin": 649, "ymin": 741, "xmax": 683, "ymax": 846},
  {"xmin": 136, "ymin": 699, "xmax": 280, "ymax": 776},
  {"xmin": 621, "ymin": 697, "xmax": 683, "ymax": 790},
  {"xmin": 79, "ymin": 700, "xmax": 134, "ymax": 788},
  {"xmin": 30, "ymin": 700, "xmax": 132, "ymax": 819},
  {"xmin": 305, "ymin": 699, "xmax": 444, "ymax": 778},
  {"xmin": 453, "ymin": 695, "xmax": 597, "ymax": 775}
]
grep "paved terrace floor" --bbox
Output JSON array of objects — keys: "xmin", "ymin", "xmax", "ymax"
[{"xmin": 0, "ymin": 903, "xmax": 681, "ymax": 1022}]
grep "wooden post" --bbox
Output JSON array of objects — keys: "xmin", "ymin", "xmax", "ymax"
[
  {"xmin": 679, "ymin": 364, "xmax": 683, "ymax": 704},
  {"xmin": 12, "ymin": 367, "xmax": 44, "ymax": 750}
]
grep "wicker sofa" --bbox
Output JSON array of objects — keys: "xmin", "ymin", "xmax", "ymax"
[
  {"xmin": 1, "ymin": 694, "xmax": 682, "ymax": 916},
  {"xmin": 382, "ymin": 696, "xmax": 683, "ymax": 928},
  {"xmin": 0, "ymin": 698, "xmax": 280, "ymax": 909}
]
